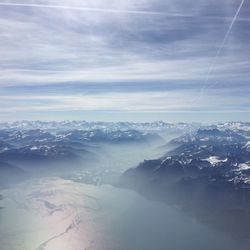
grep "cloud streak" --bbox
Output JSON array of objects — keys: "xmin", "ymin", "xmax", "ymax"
[
  {"xmin": 0, "ymin": 0, "xmax": 249, "ymax": 121},
  {"xmin": 0, "ymin": 88, "xmax": 249, "ymax": 113},
  {"xmin": 0, "ymin": 2, "xmax": 163, "ymax": 15}
]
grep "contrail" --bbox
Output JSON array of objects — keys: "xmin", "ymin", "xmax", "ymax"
[
  {"xmin": 198, "ymin": 0, "xmax": 245, "ymax": 99},
  {"xmin": 0, "ymin": 2, "xmax": 163, "ymax": 15}
]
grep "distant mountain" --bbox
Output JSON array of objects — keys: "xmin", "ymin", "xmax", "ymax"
[
  {"xmin": 0, "ymin": 128, "xmax": 162, "ymax": 181},
  {"xmin": 119, "ymin": 128, "xmax": 250, "ymax": 238},
  {"xmin": 1, "ymin": 120, "xmax": 249, "ymax": 133},
  {"xmin": 57, "ymin": 129, "xmax": 162, "ymax": 144},
  {"xmin": 0, "ymin": 120, "xmax": 199, "ymax": 133},
  {"xmin": 0, "ymin": 129, "xmax": 88, "ymax": 165},
  {"xmin": 168, "ymin": 128, "xmax": 247, "ymax": 147}
]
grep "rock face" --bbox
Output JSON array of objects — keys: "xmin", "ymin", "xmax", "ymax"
[{"xmin": 119, "ymin": 128, "xmax": 250, "ymax": 239}]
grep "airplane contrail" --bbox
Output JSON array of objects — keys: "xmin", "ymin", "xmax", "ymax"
[
  {"xmin": 0, "ymin": 2, "xmax": 163, "ymax": 15},
  {"xmin": 205, "ymin": 0, "xmax": 245, "ymax": 82},
  {"xmin": 199, "ymin": 0, "xmax": 245, "ymax": 98}
]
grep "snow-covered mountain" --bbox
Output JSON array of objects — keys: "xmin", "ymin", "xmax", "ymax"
[
  {"xmin": 0, "ymin": 120, "xmax": 198, "ymax": 133},
  {"xmin": 168, "ymin": 128, "xmax": 247, "ymax": 147},
  {"xmin": 1, "ymin": 120, "xmax": 249, "ymax": 136},
  {"xmin": 0, "ymin": 127, "xmax": 163, "ymax": 186},
  {"xmin": 119, "ymin": 127, "xmax": 250, "ymax": 238}
]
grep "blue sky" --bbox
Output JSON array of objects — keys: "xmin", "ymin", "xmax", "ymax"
[{"xmin": 0, "ymin": 0, "xmax": 249, "ymax": 122}]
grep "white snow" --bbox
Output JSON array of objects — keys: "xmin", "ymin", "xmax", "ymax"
[
  {"xmin": 244, "ymin": 141, "xmax": 250, "ymax": 152},
  {"xmin": 30, "ymin": 146, "xmax": 38, "ymax": 151},
  {"xmin": 203, "ymin": 156, "xmax": 227, "ymax": 166},
  {"xmin": 238, "ymin": 163, "xmax": 250, "ymax": 171}
]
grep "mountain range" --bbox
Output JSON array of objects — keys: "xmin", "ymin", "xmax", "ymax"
[
  {"xmin": 0, "ymin": 127, "xmax": 162, "ymax": 187},
  {"xmin": 119, "ymin": 127, "xmax": 250, "ymax": 238}
]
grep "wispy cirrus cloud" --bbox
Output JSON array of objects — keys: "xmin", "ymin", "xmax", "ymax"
[
  {"xmin": 0, "ymin": 1, "xmax": 164, "ymax": 15},
  {"xmin": 0, "ymin": 88, "xmax": 249, "ymax": 113},
  {"xmin": 0, "ymin": 0, "xmax": 249, "ymax": 120}
]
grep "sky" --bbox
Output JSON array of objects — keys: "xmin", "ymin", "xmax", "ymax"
[{"xmin": 0, "ymin": 0, "xmax": 249, "ymax": 122}]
